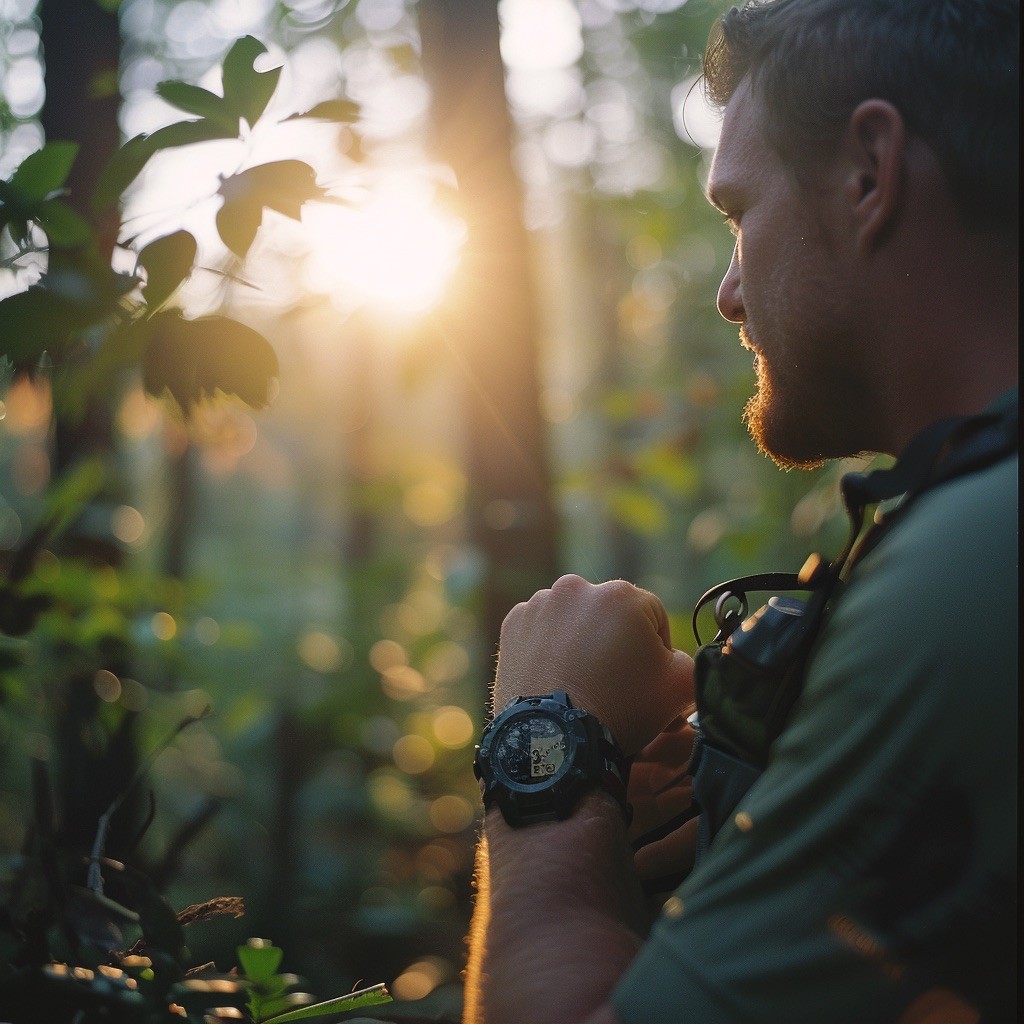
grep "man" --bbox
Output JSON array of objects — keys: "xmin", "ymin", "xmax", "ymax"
[{"xmin": 463, "ymin": 1, "xmax": 1018, "ymax": 1022}]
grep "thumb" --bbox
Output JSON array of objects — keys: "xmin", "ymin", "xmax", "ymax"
[{"xmin": 668, "ymin": 648, "xmax": 696, "ymax": 708}]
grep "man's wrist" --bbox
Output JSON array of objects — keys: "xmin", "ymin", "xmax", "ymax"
[{"xmin": 484, "ymin": 787, "xmax": 629, "ymax": 836}]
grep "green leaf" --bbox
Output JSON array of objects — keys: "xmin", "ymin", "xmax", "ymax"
[
  {"xmin": 156, "ymin": 80, "xmax": 237, "ymax": 132},
  {"xmin": 9, "ymin": 142, "xmax": 79, "ymax": 202},
  {"xmin": 142, "ymin": 312, "xmax": 279, "ymax": 410},
  {"xmin": 254, "ymin": 992, "xmax": 314, "ymax": 1020},
  {"xmin": 222, "ymin": 35, "xmax": 281, "ymax": 127},
  {"xmin": 92, "ymin": 119, "xmax": 239, "ymax": 212},
  {"xmin": 282, "ymin": 99, "xmax": 360, "ymax": 123},
  {"xmin": 216, "ymin": 160, "xmax": 323, "ymax": 257},
  {"xmin": 262, "ymin": 984, "xmax": 391, "ymax": 1024},
  {"xmin": 36, "ymin": 199, "xmax": 92, "ymax": 247},
  {"xmin": 138, "ymin": 230, "xmax": 197, "ymax": 309},
  {"xmin": 237, "ymin": 940, "xmax": 283, "ymax": 982}
]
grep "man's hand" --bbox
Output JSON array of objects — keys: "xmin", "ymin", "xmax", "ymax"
[
  {"xmin": 493, "ymin": 574, "xmax": 695, "ymax": 756},
  {"xmin": 629, "ymin": 717, "xmax": 700, "ymax": 886}
]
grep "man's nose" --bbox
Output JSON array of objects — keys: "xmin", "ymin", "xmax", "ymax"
[{"xmin": 716, "ymin": 246, "xmax": 744, "ymax": 323}]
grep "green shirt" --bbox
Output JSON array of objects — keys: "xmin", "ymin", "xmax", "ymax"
[{"xmin": 613, "ymin": 413, "xmax": 1018, "ymax": 1022}]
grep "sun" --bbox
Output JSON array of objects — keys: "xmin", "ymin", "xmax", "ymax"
[{"xmin": 302, "ymin": 175, "xmax": 467, "ymax": 315}]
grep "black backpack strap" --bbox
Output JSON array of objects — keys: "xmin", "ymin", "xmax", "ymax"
[{"xmin": 838, "ymin": 396, "xmax": 1018, "ymax": 573}]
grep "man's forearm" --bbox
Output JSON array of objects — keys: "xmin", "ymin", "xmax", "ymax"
[{"xmin": 463, "ymin": 791, "xmax": 648, "ymax": 1024}]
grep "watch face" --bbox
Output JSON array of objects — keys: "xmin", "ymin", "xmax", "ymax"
[{"xmin": 493, "ymin": 713, "xmax": 570, "ymax": 787}]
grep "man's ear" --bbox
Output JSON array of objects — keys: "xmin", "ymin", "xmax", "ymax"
[{"xmin": 843, "ymin": 99, "xmax": 906, "ymax": 251}]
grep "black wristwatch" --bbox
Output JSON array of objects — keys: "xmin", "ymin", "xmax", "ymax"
[{"xmin": 473, "ymin": 691, "xmax": 631, "ymax": 828}]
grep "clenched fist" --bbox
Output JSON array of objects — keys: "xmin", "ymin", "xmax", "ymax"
[{"xmin": 493, "ymin": 575, "xmax": 695, "ymax": 756}]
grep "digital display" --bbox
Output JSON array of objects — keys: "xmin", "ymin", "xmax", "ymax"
[{"xmin": 494, "ymin": 715, "xmax": 568, "ymax": 786}]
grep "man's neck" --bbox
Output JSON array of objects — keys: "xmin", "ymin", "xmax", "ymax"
[{"xmin": 866, "ymin": 247, "xmax": 1018, "ymax": 456}]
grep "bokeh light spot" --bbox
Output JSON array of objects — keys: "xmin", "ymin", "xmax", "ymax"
[
  {"xmin": 431, "ymin": 706, "xmax": 474, "ymax": 748},
  {"xmin": 381, "ymin": 664, "xmax": 427, "ymax": 701},
  {"xmin": 93, "ymin": 670, "xmax": 122, "ymax": 703},
  {"xmin": 429, "ymin": 794, "xmax": 475, "ymax": 833},
  {"xmin": 392, "ymin": 734, "xmax": 435, "ymax": 774},
  {"xmin": 151, "ymin": 612, "xmax": 177, "ymax": 641},
  {"xmin": 392, "ymin": 957, "xmax": 449, "ymax": 1001},
  {"xmin": 369, "ymin": 638, "xmax": 407, "ymax": 672},
  {"xmin": 368, "ymin": 769, "xmax": 414, "ymax": 815},
  {"xmin": 1, "ymin": 377, "xmax": 51, "ymax": 435},
  {"xmin": 195, "ymin": 617, "xmax": 221, "ymax": 646},
  {"xmin": 112, "ymin": 505, "xmax": 146, "ymax": 545},
  {"xmin": 297, "ymin": 630, "xmax": 350, "ymax": 673}
]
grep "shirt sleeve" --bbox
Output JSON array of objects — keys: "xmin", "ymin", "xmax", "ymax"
[{"xmin": 612, "ymin": 457, "xmax": 1018, "ymax": 1024}]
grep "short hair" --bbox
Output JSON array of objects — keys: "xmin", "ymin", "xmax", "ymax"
[{"xmin": 703, "ymin": 0, "xmax": 1019, "ymax": 237}]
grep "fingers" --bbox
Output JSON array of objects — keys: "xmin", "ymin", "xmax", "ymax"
[
  {"xmin": 593, "ymin": 578, "xmax": 673, "ymax": 650},
  {"xmin": 633, "ymin": 816, "xmax": 699, "ymax": 882},
  {"xmin": 633, "ymin": 727, "xmax": 695, "ymax": 770},
  {"xmin": 628, "ymin": 785, "xmax": 694, "ymax": 843}
]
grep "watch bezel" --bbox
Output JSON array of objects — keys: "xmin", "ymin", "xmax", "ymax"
[{"xmin": 474, "ymin": 694, "xmax": 606, "ymax": 826}]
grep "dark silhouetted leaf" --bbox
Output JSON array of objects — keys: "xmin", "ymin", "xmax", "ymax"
[
  {"xmin": 282, "ymin": 99, "xmax": 360, "ymax": 123},
  {"xmin": 8, "ymin": 141, "xmax": 79, "ymax": 202},
  {"xmin": 156, "ymin": 80, "xmax": 237, "ymax": 132},
  {"xmin": 216, "ymin": 160, "xmax": 323, "ymax": 256},
  {"xmin": 222, "ymin": 35, "xmax": 281, "ymax": 127},
  {"xmin": 142, "ymin": 311, "xmax": 278, "ymax": 409},
  {"xmin": 215, "ymin": 197, "xmax": 262, "ymax": 258},
  {"xmin": 0, "ymin": 288, "xmax": 93, "ymax": 364},
  {"xmin": 138, "ymin": 230, "xmax": 197, "ymax": 309},
  {"xmin": 0, "ymin": 246, "xmax": 139, "ymax": 367},
  {"xmin": 3, "ymin": 214, "xmax": 30, "ymax": 246},
  {"xmin": 36, "ymin": 199, "xmax": 92, "ymax": 247},
  {"xmin": 92, "ymin": 119, "xmax": 238, "ymax": 212}
]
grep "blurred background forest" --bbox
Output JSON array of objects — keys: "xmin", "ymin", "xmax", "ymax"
[{"xmin": 0, "ymin": 0, "xmax": 862, "ymax": 1019}]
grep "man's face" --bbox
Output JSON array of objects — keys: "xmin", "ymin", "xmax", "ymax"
[{"xmin": 706, "ymin": 83, "xmax": 868, "ymax": 468}]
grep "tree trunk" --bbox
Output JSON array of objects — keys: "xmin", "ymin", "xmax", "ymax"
[
  {"xmin": 418, "ymin": 0, "xmax": 560, "ymax": 696},
  {"xmin": 39, "ymin": 0, "xmax": 141, "ymax": 863}
]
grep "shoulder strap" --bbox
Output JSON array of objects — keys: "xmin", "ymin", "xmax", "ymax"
[{"xmin": 837, "ymin": 395, "xmax": 1018, "ymax": 574}]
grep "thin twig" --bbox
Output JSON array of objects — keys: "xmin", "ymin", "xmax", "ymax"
[{"xmin": 86, "ymin": 708, "xmax": 211, "ymax": 894}]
